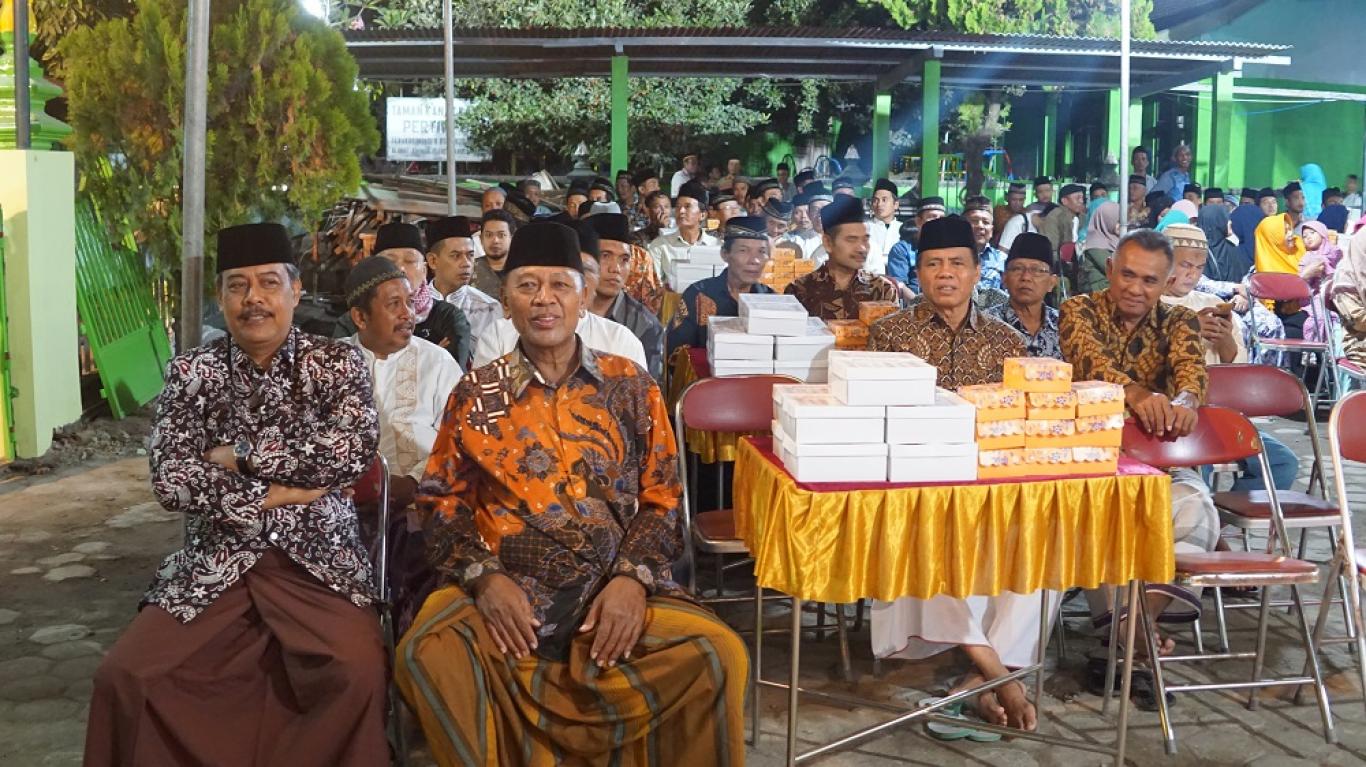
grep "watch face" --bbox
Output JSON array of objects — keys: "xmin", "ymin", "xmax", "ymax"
[{"xmin": 235, "ymin": 438, "xmax": 251, "ymax": 458}]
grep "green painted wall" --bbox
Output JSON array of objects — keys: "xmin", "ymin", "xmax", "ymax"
[
  {"xmin": 0, "ymin": 151, "xmax": 81, "ymax": 458},
  {"xmin": 1239, "ymin": 96, "xmax": 1365, "ymax": 190}
]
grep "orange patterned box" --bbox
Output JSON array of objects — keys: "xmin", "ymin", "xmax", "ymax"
[
  {"xmin": 978, "ymin": 448, "xmax": 1032, "ymax": 480},
  {"xmin": 1004, "ymin": 357, "xmax": 1073, "ymax": 393},
  {"xmin": 1069, "ymin": 446, "xmax": 1119, "ymax": 475},
  {"xmin": 1024, "ymin": 418, "xmax": 1076, "ymax": 449},
  {"xmin": 1026, "ymin": 391, "xmax": 1077, "ymax": 420},
  {"xmin": 1072, "ymin": 413, "xmax": 1125, "ymax": 447},
  {"xmin": 1072, "ymin": 381, "xmax": 1126, "ymax": 417},
  {"xmin": 957, "ymin": 384, "xmax": 1026, "ymax": 421},
  {"xmin": 858, "ymin": 301, "xmax": 899, "ymax": 327},
  {"xmin": 1024, "ymin": 447, "xmax": 1075, "ymax": 474},
  {"xmin": 976, "ymin": 418, "xmax": 1025, "ymax": 450},
  {"xmin": 827, "ymin": 319, "xmax": 869, "ymax": 350}
]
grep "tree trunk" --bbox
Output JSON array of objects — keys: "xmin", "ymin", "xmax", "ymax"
[{"xmin": 963, "ymin": 97, "xmax": 1004, "ymax": 197}]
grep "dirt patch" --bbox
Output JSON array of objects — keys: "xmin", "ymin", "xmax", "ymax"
[{"xmin": 4, "ymin": 412, "xmax": 152, "ymax": 481}]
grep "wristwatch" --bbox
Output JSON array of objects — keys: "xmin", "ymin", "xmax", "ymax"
[{"xmin": 233, "ymin": 437, "xmax": 256, "ymax": 475}]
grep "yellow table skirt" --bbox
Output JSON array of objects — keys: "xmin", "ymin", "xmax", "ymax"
[
  {"xmin": 666, "ymin": 346, "xmax": 755, "ymax": 464},
  {"xmin": 733, "ymin": 438, "xmax": 1176, "ymax": 604}
]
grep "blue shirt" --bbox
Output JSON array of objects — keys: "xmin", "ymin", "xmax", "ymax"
[
  {"xmin": 979, "ymin": 245, "xmax": 1006, "ymax": 291},
  {"xmin": 887, "ymin": 240, "xmax": 917, "ymax": 291},
  {"xmin": 985, "ymin": 302, "xmax": 1062, "ymax": 360},
  {"xmin": 1154, "ymin": 167, "xmax": 1192, "ymax": 200},
  {"xmin": 666, "ymin": 269, "xmax": 774, "ymax": 355}
]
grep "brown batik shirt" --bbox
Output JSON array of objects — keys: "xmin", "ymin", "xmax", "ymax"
[
  {"xmin": 1059, "ymin": 290, "xmax": 1208, "ymax": 403},
  {"xmin": 784, "ymin": 263, "xmax": 898, "ymax": 321},
  {"xmin": 868, "ymin": 302, "xmax": 1027, "ymax": 388}
]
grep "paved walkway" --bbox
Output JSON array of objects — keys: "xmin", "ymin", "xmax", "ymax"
[{"xmin": 3, "ymin": 417, "xmax": 1366, "ymax": 765}]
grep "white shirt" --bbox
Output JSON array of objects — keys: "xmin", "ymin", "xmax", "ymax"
[
  {"xmin": 865, "ymin": 218, "xmax": 898, "ymax": 275},
  {"xmin": 435, "ymin": 283, "xmax": 503, "ymax": 343},
  {"xmin": 646, "ymin": 230, "xmax": 719, "ymax": 283},
  {"xmin": 472, "ymin": 312, "xmax": 648, "ymax": 370},
  {"xmin": 1160, "ymin": 291, "xmax": 1248, "ymax": 365},
  {"xmin": 346, "ymin": 335, "xmax": 462, "ymax": 481},
  {"xmin": 998, "ymin": 212, "xmax": 1034, "ymax": 252},
  {"xmin": 778, "ymin": 230, "xmax": 823, "ymax": 260},
  {"xmin": 669, "ymin": 169, "xmax": 694, "ymax": 198}
]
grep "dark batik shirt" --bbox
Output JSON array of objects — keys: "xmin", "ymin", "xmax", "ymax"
[
  {"xmin": 608, "ymin": 291, "xmax": 666, "ymax": 382},
  {"xmin": 906, "ymin": 285, "xmax": 1011, "ymax": 315},
  {"xmin": 868, "ymin": 302, "xmax": 1028, "ymax": 389},
  {"xmin": 666, "ymin": 269, "xmax": 774, "ymax": 354},
  {"xmin": 986, "ymin": 302, "xmax": 1063, "ymax": 360},
  {"xmin": 784, "ymin": 263, "xmax": 898, "ymax": 321},
  {"xmin": 420, "ymin": 343, "xmax": 686, "ymax": 660},
  {"xmin": 146, "ymin": 328, "xmax": 379, "ymax": 622},
  {"xmin": 1060, "ymin": 291, "xmax": 1208, "ymax": 403}
]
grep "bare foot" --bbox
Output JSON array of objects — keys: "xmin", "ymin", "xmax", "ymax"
[
  {"xmin": 996, "ymin": 680, "xmax": 1038, "ymax": 731},
  {"xmin": 1114, "ymin": 617, "xmax": 1177, "ymax": 657},
  {"xmin": 954, "ymin": 673, "xmax": 1007, "ymax": 726}
]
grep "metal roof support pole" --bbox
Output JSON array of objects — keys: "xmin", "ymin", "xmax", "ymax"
[
  {"xmin": 610, "ymin": 52, "xmax": 629, "ymax": 180},
  {"xmin": 1210, "ymin": 70, "xmax": 1237, "ymax": 190},
  {"xmin": 871, "ymin": 91, "xmax": 891, "ymax": 182},
  {"xmin": 919, "ymin": 58, "xmax": 940, "ymax": 198},
  {"xmin": 1119, "ymin": 0, "xmax": 1131, "ymax": 227},
  {"xmin": 1042, "ymin": 91, "xmax": 1059, "ymax": 179},
  {"xmin": 12, "ymin": 0, "xmax": 29, "ymax": 148},
  {"xmin": 179, "ymin": 0, "xmax": 210, "ymax": 353},
  {"xmin": 442, "ymin": 0, "xmax": 456, "ymax": 214}
]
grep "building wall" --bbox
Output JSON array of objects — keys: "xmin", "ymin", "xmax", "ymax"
[
  {"xmin": 1190, "ymin": 0, "xmax": 1366, "ymax": 88},
  {"xmin": 1238, "ymin": 91, "xmax": 1366, "ymax": 190}
]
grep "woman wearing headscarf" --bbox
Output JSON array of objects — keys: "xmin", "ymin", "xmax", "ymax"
[
  {"xmin": 1230, "ymin": 203, "xmax": 1263, "ymax": 271},
  {"xmin": 1077, "ymin": 201, "xmax": 1121, "ymax": 294},
  {"xmin": 1300, "ymin": 163, "xmax": 1328, "ymax": 221},
  {"xmin": 1170, "ymin": 199, "xmax": 1199, "ymax": 223},
  {"xmin": 1197, "ymin": 203, "xmax": 1252, "ymax": 284},
  {"xmin": 1143, "ymin": 192, "xmax": 1174, "ymax": 229},
  {"xmin": 1298, "ymin": 219, "xmax": 1343, "ymax": 343},
  {"xmin": 1331, "ymin": 223, "xmax": 1366, "ymax": 365},
  {"xmin": 1155, "ymin": 209, "xmax": 1189, "ymax": 232}
]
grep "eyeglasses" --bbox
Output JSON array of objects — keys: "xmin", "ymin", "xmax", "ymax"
[{"xmin": 1005, "ymin": 264, "xmax": 1053, "ymax": 277}]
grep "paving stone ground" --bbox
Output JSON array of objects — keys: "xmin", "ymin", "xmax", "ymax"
[{"xmin": 3, "ymin": 417, "xmax": 1366, "ymax": 765}]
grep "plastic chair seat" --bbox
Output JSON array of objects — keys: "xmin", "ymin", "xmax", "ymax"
[
  {"xmin": 1175, "ymin": 551, "xmax": 1318, "ymax": 579},
  {"xmin": 693, "ymin": 510, "xmax": 748, "ymax": 555},
  {"xmin": 1214, "ymin": 490, "xmax": 1339, "ymax": 521},
  {"xmin": 1339, "ymin": 358, "xmax": 1366, "ymax": 379},
  {"xmin": 1259, "ymin": 338, "xmax": 1329, "ymax": 351}
]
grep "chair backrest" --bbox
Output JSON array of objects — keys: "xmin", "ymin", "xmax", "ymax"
[
  {"xmin": 1332, "ymin": 391, "xmax": 1366, "ymax": 464},
  {"xmin": 1121, "ymin": 405, "xmax": 1262, "ymax": 469},
  {"xmin": 677, "ymin": 374, "xmax": 798, "ymax": 434},
  {"xmin": 1249, "ymin": 272, "xmax": 1313, "ymax": 303},
  {"xmin": 1059, "ymin": 242, "xmax": 1076, "ymax": 265},
  {"xmin": 1207, "ymin": 364, "xmax": 1309, "ymax": 419}
]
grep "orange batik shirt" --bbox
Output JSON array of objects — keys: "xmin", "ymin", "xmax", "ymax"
[{"xmin": 417, "ymin": 342, "xmax": 687, "ymax": 659}]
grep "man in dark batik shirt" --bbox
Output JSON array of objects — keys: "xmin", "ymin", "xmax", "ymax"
[
  {"xmin": 786, "ymin": 195, "xmax": 899, "ymax": 320},
  {"xmin": 986, "ymin": 232, "xmax": 1063, "ymax": 359},
  {"xmin": 587, "ymin": 213, "xmax": 666, "ymax": 381},
  {"xmin": 666, "ymin": 215, "xmax": 774, "ymax": 354},
  {"xmin": 86, "ymin": 224, "xmax": 387, "ymax": 766}
]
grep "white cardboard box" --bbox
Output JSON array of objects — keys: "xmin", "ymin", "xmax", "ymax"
[
  {"xmin": 885, "ymin": 389, "xmax": 978, "ymax": 444},
  {"xmin": 780, "ymin": 439, "xmax": 889, "ymax": 483},
  {"xmin": 779, "ymin": 389, "xmax": 884, "ymax": 444},
  {"xmin": 686, "ymin": 244, "xmax": 725, "ymax": 266},
  {"xmin": 706, "ymin": 316, "xmax": 775, "ymax": 361},
  {"xmin": 888, "ymin": 442, "xmax": 978, "ymax": 483},
  {"xmin": 772, "ymin": 383, "xmax": 831, "ymax": 422},
  {"xmin": 712, "ymin": 359, "xmax": 774, "ymax": 377},
  {"xmin": 774, "ymin": 317, "xmax": 836, "ymax": 361},
  {"xmin": 829, "ymin": 372, "xmax": 936, "ymax": 407},
  {"xmin": 827, "ymin": 350, "xmax": 937, "ymax": 381},
  {"xmin": 774, "ymin": 360, "xmax": 829, "ymax": 383},
  {"xmin": 738, "ymin": 293, "xmax": 811, "ymax": 337}
]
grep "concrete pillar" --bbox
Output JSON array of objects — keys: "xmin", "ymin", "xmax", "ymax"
[
  {"xmin": 1106, "ymin": 89, "xmax": 1123, "ymax": 166},
  {"xmin": 920, "ymin": 59, "xmax": 941, "ymax": 198},
  {"xmin": 1210, "ymin": 71, "xmax": 1239, "ymax": 190},
  {"xmin": 610, "ymin": 54, "xmax": 629, "ymax": 179},
  {"xmin": 1195, "ymin": 84, "xmax": 1213, "ymax": 186},
  {"xmin": 0, "ymin": 150, "xmax": 80, "ymax": 458},
  {"xmin": 871, "ymin": 91, "xmax": 892, "ymax": 182}
]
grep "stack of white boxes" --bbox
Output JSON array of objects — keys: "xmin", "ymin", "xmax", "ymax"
[
  {"xmin": 705, "ymin": 294, "xmax": 835, "ymax": 381},
  {"xmin": 770, "ymin": 350, "xmax": 979, "ymax": 483},
  {"xmin": 666, "ymin": 245, "xmax": 725, "ymax": 292}
]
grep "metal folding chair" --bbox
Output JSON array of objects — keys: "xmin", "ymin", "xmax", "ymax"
[
  {"xmin": 354, "ymin": 455, "xmax": 407, "ymax": 767},
  {"xmin": 1307, "ymin": 391, "xmax": 1366, "ymax": 715},
  {"xmin": 1119, "ymin": 406, "xmax": 1336, "ymax": 753},
  {"xmin": 1248, "ymin": 272, "xmax": 1338, "ymax": 407}
]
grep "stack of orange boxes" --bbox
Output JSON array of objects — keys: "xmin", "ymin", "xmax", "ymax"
[{"xmin": 824, "ymin": 300, "xmax": 899, "ymax": 351}]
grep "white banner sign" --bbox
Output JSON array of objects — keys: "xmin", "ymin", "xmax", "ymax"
[{"xmin": 385, "ymin": 97, "xmax": 491, "ymax": 162}]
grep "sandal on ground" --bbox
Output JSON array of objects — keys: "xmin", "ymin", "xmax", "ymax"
[
  {"xmin": 1085, "ymin": 657, "xmax": 1175, "ymax": 712},
  {"xmin": 918, "ymin": 697, "xmax": 1004, "ymax": 742}
]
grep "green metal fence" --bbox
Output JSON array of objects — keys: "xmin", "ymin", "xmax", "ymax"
[{"xmin": 73, "ymin": 198, "xmax": 172, "ymax": 418}]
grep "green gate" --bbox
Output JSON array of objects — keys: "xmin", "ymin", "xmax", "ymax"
[{"xmin": 73, "ymin": 198, "xmax": 172, "ymax": 418}]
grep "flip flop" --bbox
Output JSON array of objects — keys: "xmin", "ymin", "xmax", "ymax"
[{"xmin": 919, "ymin": 697, "xmax": 1004, "ymax": 742}]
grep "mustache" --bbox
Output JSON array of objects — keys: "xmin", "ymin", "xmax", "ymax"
[{"xmin": 239, "ymin": 308, "xmax": 272, "ymax": 321}]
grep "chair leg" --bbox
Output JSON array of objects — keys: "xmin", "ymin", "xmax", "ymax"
[
  {"xmin": 1138, "ymin": 591, "xmax": 1177, "ymax": 755},
  {"xmin": 1190, "ymin": 618, "xmax": 1205, "ymax": 655},
  {"xmin": 852, "ymin": 598, "xmax": 865, "ymax": 633},
  {"xmin": 1101, "ymin": 585, "xmax": 1121, "ymax": 716},
  {"xmin": 750, "ymin": 584, "xmax": 763, "ymax": 746},
  {"xmin": 1290, "ymin": 583, "xmax": 1338, "ymax": 745},
  {"xmin": 833, "ymin": 604, "xmax": 853, "ymax": 683},
  {"xmin": 1212, "ymin": 582, "xmax": 1232, "ymax": 653},
  {"xmin": 1054, "ymin": 607, "xmax": 1068, "ymax": 663},
  {"xmin": 1299, "ymin": 557, "xmax": 1342, "ymax": 705},
  {"xmin": 1248, "ymin": 586, "xmax": 1274, "ymax": 711},
  {"xmin": 1329, "ymin": 530, "xmax": 1358, "ymax": 640},
  {"xmin": 714, "ymin": 553, "xmax": 725, "ymax": 598}
]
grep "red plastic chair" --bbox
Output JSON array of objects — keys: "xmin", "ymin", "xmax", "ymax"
[
  {"xmin": 1121, "ymin": 406, "xmax": 1335, "ymax": 753},
  {"xmin": 1248, "ymin": 272, "xmax": 1338, "ymax": 405},
  {"xmin": 1308, "ymin": 392, "xmax": 1366, "ymax": 717}
]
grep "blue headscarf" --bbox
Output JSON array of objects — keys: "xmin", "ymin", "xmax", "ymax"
[
  {"xmin": 1300, "ymin": 163, "xmax": 1327, "ymax": 221},
  {"xmin": 1155, "ymin": 210, "xmax": 1189, "ymax": 232},
  {"xmin": 1229, "ymin": 203, "xmax": 1264, "ymax": 273},
  {"xmin": 1076, "ymin": 197, "xmax": 1107, "ymax": 246}
]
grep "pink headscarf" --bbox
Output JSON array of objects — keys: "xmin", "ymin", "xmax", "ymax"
[
  {"xmin": 1297, "ymin": 219, "xmax": 1342, "ymax": 289},
  {"xmin": 1171, "ymin": 199, "xmax": 1199, "ymax": 221}
]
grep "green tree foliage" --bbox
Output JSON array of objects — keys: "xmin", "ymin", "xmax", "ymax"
[
  {"xmin": 61, "ymin": 0, "xmax": 379, "ymax": 285},
  {"xmin": 28, "ymin": 0, "xmax": 135, "ymax": 76}
]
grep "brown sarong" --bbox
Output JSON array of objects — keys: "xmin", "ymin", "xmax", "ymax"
[
  {"xmin": 397, "ymin": 585, "xmax": 748, "ymax": 766},
  {"xmin": 84, "ymin": 549, "xmax": 389, "ymax": 767}
]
